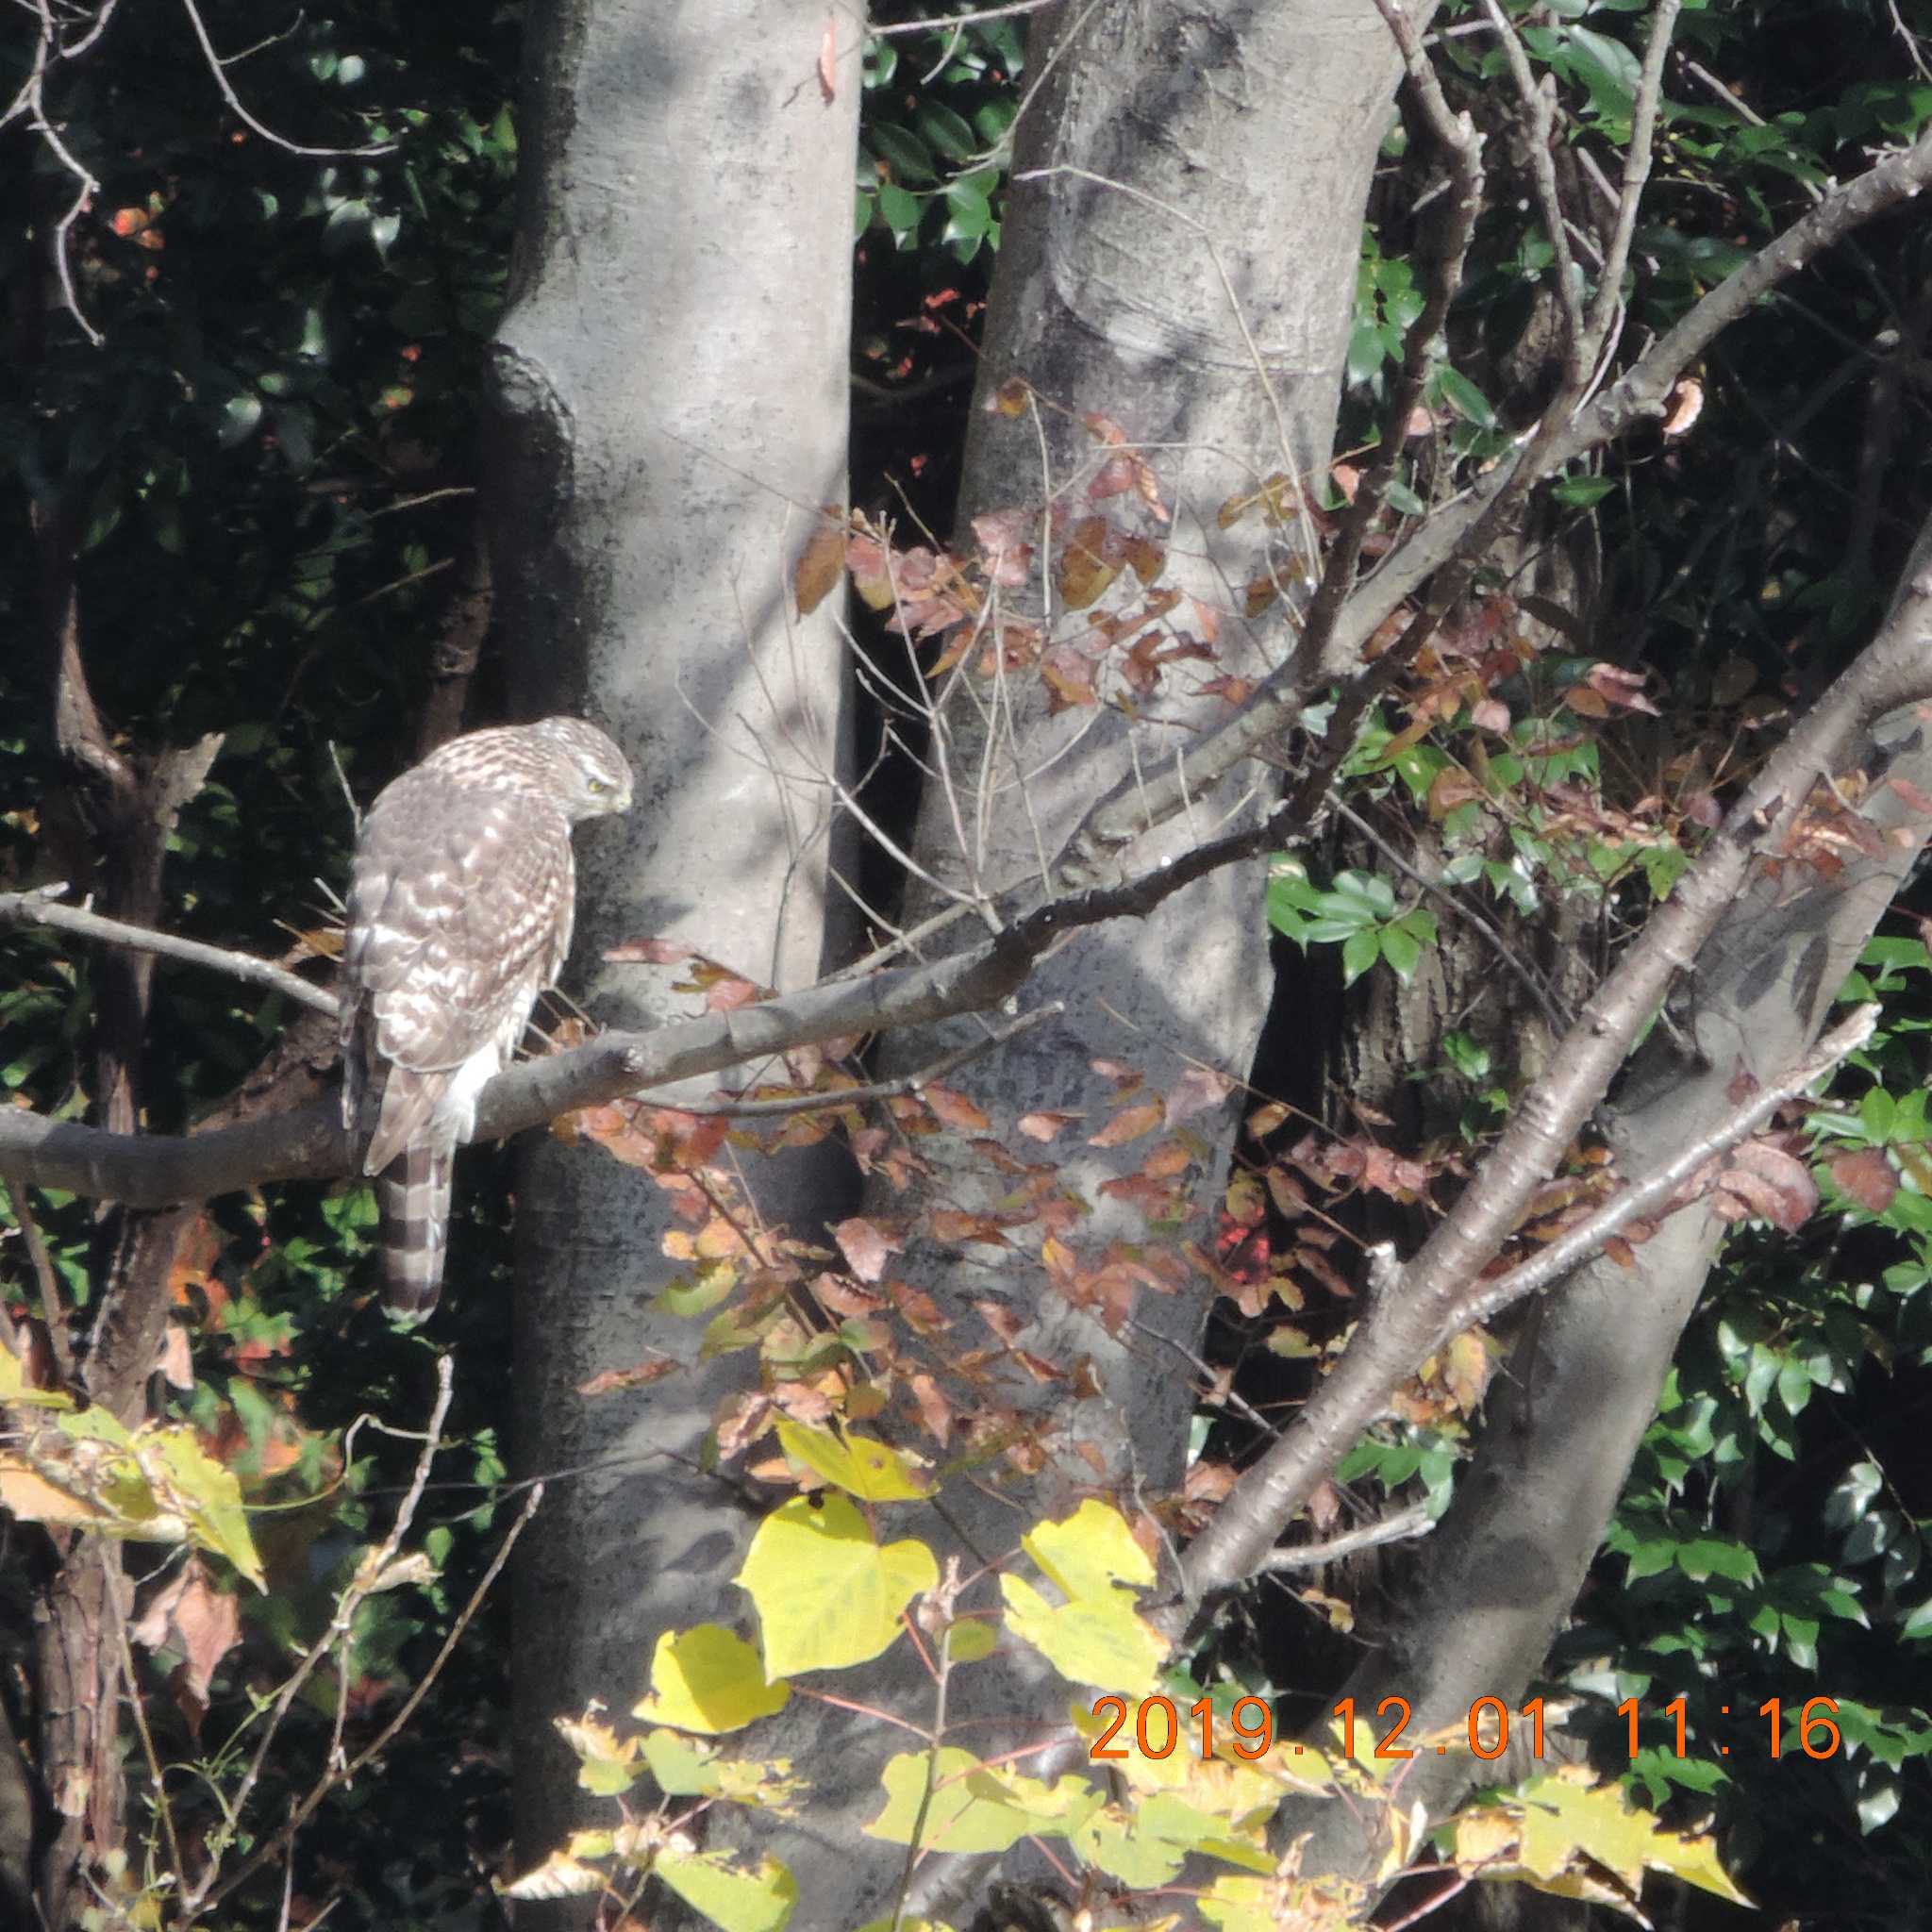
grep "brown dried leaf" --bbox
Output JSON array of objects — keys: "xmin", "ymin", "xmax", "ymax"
[
  {"xmin": 975, "ymin": 1299, "xmax": 1024, "ymax": 1345},
  {"xmin": 924, "ymin": 1084, "xmax": 991, "ymax": 1132},
  {"xmin": 1164, "ymin": 1065, "xmax": 1234, "ymax": 1127},
  {"xmin": 578, "ymin": 1357, "xmax": 679, "ymax": 1397},
  {"xmin": 793, "ymin": 519, "xmax": 848, "ymax": 615},
  {"xmin": 987, "ymin": 376, "xmax": 1032, "ymax": 417},
  {"xmin": 1058, "ymin": 516, "xmax": 1120, "ymax": 609},
  {"xmin": 816, "ymin": 15, "xmax": 838, "ymax": 101},
  {"xmin": 605, "ymin": 937, "xmax": 696, "ymax": 964},
  {"xmin": 833, "ymin": 1216, "xmax": 902, "ymax": 1283},
  {"xmin": 1040, "ymin": 644, "xmax": 1098, "ymax": 712},
  {"xmin": 1017, "ymin": 1110, "xmax": 1079, "ymax": 1142},
  {"xmin": 1828, "ymin": 1146, "xmax": 1897, "ymax": 1215},
  {"xmin": 132, "ymin": 1559, "xmax": 241, "ymax": 1709},
  {"xmin": 157, "ymin": 1324, "xmax": 194, "ymax": 1391},
  {"xmin": 1089, "ymin": 1100, "xmax": 1163, "ymax": 1148},
  {"xmin": 908, "ymin": 1372, "xmax": 954, "ymax": 1445}
]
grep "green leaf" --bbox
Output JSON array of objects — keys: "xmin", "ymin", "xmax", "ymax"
[
  {"xmin": 915, "ymin": 101, "xmax": 978, "ymax": 162},
  {"xmin": 774, "ymin": 1420, "xmax": 932, "ymax": 1501},
  {"xmin": 871, "ymin": 123, "xmax": 938, "ymax": 184},
  {"xmin": 1341, "ymin": 928, "xmax": 1381, "ymax": 987},
  {"xmin": 1435, "ymin": 365, "xmax": 1497, "ymax": 429},
  {"xmin": 865, "ymin": 1748, "xmax": 1102, "ymax": 1853},
  {"xmin": 219, "ymin": 394, "xmax": 264, "ymax": 448},
  {"xmin": 656, "ymin": 1848, "xmax": 797, "ymax": 1932}
]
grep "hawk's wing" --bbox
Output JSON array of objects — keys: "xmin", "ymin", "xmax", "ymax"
[{"xmin": 343, "ymin": 774, "xmax": 574, "ymax": 1174}]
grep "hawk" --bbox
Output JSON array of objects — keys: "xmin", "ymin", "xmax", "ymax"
[{"xmin": 340, "ymin": 717, "xmax": 634, "ymax": 1323}]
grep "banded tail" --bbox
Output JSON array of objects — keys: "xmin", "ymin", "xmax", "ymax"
[{"xmin": 376, "ymin": 1140, "xmax": 453, "ymax": 1324}]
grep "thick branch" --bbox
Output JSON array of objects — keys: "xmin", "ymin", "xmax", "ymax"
[
  {"xmin": 1176, "ymin": 568, "xmax": 1932, "ymax": 1608},
  {"xmin": 0, "ymin": 821, "xmax": 1278, "ymax": 1206}
]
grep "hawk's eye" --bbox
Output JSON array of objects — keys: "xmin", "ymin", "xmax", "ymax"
[{"xmin": 588, "ymin": 777, "xmax": 611, "ymax": 795}]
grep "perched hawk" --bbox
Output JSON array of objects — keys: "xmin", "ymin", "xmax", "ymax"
[{"xmin": 340, "ymin": 717, "xmax": 634, "ymax": 1322}]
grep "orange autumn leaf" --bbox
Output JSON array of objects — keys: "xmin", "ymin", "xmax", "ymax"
[{"xmin": 1089, "ymin": 1100, "xmax": 1163, "ymax": 1148}]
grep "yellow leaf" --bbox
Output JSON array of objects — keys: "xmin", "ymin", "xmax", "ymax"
[
  {"xmin": 774, "ymin": 1420, "xmax": 931, "ymax": 1502},
  {"xmin": 1000, "ymin": 1574, "xmax": 1166, "ymax": 1696},
  {"xmin": 0, "ymin": 1457, "xmax": 110, "ymax": 1527},
  {"xmin": 865, "ymin": 1747, "xmax": 1102, "ymax": 1852},
  {"xmin": 0, "ymin": 1346, "xmax": 74, "ymax": 1410},
  {"xmin": 137, "ymin": 1425, "xmax": 264, "ymax": 1589},
  {"xmin": 639, "ymin": 1730, "xmax": 804, "ymax": 1813},
  {"xmin": 656, "ymin": 1848, "xmax": 798, "ymax": 1932},
  {"xmin": 1024, "ymin": 1499, "xmax": 1154, "ymax": 1601},
  {"xmin": 942, "ymin": 1620, "xmax": 997, "ymax": 1663},
  {"xmin": 501, "ymin": 1852, "xmax": 606, "ymax": 1900},
  {"xmin": 558, "ymin": 1709, "xmax": 641, "ymax": 1796},
  {"xmin": 792, "ymin": 521, "xmax": 848, "ymax": 617},
  {"xmin": 633, "ymin": 1624, "xmax": 791, "ymax": 1734},
  {"xmin": 1447, "ymin": 1767, "xmax": 1752, "ymax": 1917},
  {"xmin": 737, "ymin": 1494, "xmax": 936, "ymax": 1676}
]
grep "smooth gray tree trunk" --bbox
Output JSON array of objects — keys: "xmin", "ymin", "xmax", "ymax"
[
  {"xmin": 735, "ymin": 6, "xmax": 1430, "ymax": 1924},
  {"xmin": 480, "ymin": 3, "xmax": 858, "ymax": 1919}
]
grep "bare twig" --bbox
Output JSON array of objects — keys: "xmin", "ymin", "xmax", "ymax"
[
  {"xmin": 180, "ymin": 1357, "xmax": 457, "ymax": 1920},
  {"xmin": 1261, "ymin": 1503, "xmax": 1434, "ymax": 1573},
  {"xmin": 1477, "ymin": 0, "xmax": 1585, "ymax": 370},
  {"xmin": 176, "ymin": 0, "xmax": 393, "ymax": 157},
  {"xmin": 0, "ymin": 888, "xmax": 340, "ymax": 1018},
  {"xmin": 1176, "ymin": 561, "xmax": 1932, "ymax": 1614},
  {"xmin": 0, "ymin": 803, "xmax": 1303, "ymax": 1206},
  {"xmin": 867, "ymin": 0, "xmax": 1056, "ymax": 37},
  {"xmin": 189, "ymin": 1477, "xmax": 541, "ymax": 1924},
  {"xmin": 1450, "ymin": 1002, "xmax": 1878, "ymax": 1338},
  {"xmin": 1285, "ymin": 5, "xmax": 1483, "ymax": 700},
  {"xmin": 1076, "ymin": 120, "xmax": 1932, "ymax": 857},
  {"xmin": 108, "ymin": 1569, "xmax": 184, "ymax": 1896},
  {"xmin": 1578, "ymin": 0, "xmax": 1681, "ymax": 374}
]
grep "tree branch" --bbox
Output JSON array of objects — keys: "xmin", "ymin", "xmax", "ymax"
[
  {"xmin": 1175, "ymin": 564, "xmax": 1932, "ymax": 1610},
  {"xmin": 0, "ymin": 889, "xmax": 339, "ymax": 1019},
  {"xmin": 1079, "ymin": 119, "xmax": 1932, "ymax": 856},
  {"xmin": 0, "ymin": 815, "xmax": 1285, "ymax": 1206}
]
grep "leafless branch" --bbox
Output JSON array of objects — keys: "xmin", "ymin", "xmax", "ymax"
[
  {"xmin": 0, "ymin": 888, "xmax": 340, "ymax": 1018},
  {"xmin": 1578, "ymin": 0, "xmax": 1681, "ymax": 374},
  {"xmin": 1077, "ymin": 119, "xmax": 1932, "ymax": 857},
  {"xmin": 0, "ymin": 1168, "xmax": 75, "ymax": 1387},
  {"xmin": 1286, "ymin": 3, "xmax": 1483, "ymax": 695},
  {"xmin": 1261, "ymin": 1503, "xmax": 1434, "ymax": 1574},
  {"xmin": 188, "ymin": 1476, "xmax": 541, "ymax": 1924},
  {"xmin": 179, "ymin": 1357, "xmax": 457, "ymax": 1922},
  {"xmin": 175, "ymin": 0, "xmax": 393, "ymax": 158},
  {"xmin": 866, "ymin": 0, "xmax": 1056, "ymax": 36},
  {"xmin": 1477, "ymin": 0, "xmax": 1585, "ymax": 370},
  {"xmin": 1175, "ymin": 564, "xmax": 1932, "ymax": 1612},
  {"xmin": 1448, "ymin": 1002, "xmax": 1878, "ymax": 1340}
]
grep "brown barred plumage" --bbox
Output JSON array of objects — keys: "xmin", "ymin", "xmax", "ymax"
[{"xmin": 340, "ymin": 717, "xmax": 633, "ymax": 1323}]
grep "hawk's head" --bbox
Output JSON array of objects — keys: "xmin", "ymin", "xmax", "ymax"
[{"xmin": 528, "ymin": 716, "xmax": 635, "ymax": 822}]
